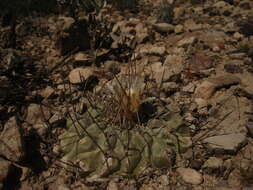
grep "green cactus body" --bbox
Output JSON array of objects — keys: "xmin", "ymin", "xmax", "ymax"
[{"xmin": 59, "ymin": 107, "xmax": 191, "ymax": 178}]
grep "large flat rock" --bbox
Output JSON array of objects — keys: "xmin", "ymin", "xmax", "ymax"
[{"xmin": 203, "ymin": 133, "xmax": 247, "ymax": 154}]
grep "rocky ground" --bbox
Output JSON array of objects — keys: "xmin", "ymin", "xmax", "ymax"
[{"xmin": 1, "ymin": 0, "xmax": 253, "ymax": 189}]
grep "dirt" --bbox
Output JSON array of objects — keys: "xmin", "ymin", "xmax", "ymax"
[{"xmin": 1, "ymin": 0, "xmax": 253, "ymax": 189}]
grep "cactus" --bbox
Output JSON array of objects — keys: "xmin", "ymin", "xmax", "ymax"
[
  {"xmin": 59, "ymin": 104, "xmax": 191, "ymax": 178},
  {"xmin": 59, "ymin": 57, "xmax": 191, "ymax": 178}
]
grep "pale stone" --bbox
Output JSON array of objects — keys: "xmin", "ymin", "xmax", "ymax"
[
  {"xmin": 39, "ymin": 86, "xmax": 55, "ymax": 99},
  {"xmin": 177, "ymin": 36, "xmax": 197, "ymax": 47},
  {"xmin": 74, "ymin": 52, "xmax": 90, "ymax": 65},
  {"xmin": 26, "ymin": 104, "xmax": 51, "ymax": 125},
  {"xmin": 177, "ymin": 167, "xmax": 203, "ymax": 185},
  {"xmin": 69, "ymin": 67, "xmax": 94, "ymax": 84},
  {"xmin": 203, "ymin": 157, "xmax": 223, "ymax": 169},
  {"xmin": 0, "ymin": 158, "xmax": 11, "ymax": 188},
  {"xmin": 203, "ymin": 133, "xmax": 247, "ymax": 154},
  {"xmin": 182, "ymin": 83, "xmax": 196, "ymax": 93},
  {"xmin": 107, "ymin": 181, "xmax": 119, "ymax": 190},
  {"xmin": 153, "ymin": 23, "xmax": 174, "ymax": 33},
  {"xmin": 233, "ymin": 32, "xmax": 243, "ymax": 40},
  {"xmin": 0, "ymin": 117, "xmax": 24, "ymax": 162},
  {"xmin": 195, "ymin": 75, "xmax": 241, "ymax": 99},
  {"xmin": 174, "ymin": 24, "xmax": 184, "ymax": 34}
]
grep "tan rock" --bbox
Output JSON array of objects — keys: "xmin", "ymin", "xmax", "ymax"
[
  {"xmin": 57, "ymin": 16, "xmax": 75, "ymax": 31},
  {"xmin": 195, "ymin": 80, "xmax": 215, "ymax": 99},
  {"xmin": 153, "ymin": 23, "xmax": 174, "ymax": 33},
  {"xmin": 189, "ymin": 53, "xmax": 214, "ymax": 72},
  {"xmin": 147, "ymin": 62, "xmax": 173, "ymax": 84},
  {"xmin": 228, "ymin": 169, "xmax": 242, "ymax": 187},
  {"xmin": 203, "ymin": 133, "xmax": 247, "ymax": 154},
  {"xmin": 74, "ymin": 52, "xmax": 90, "ymax": 66},
  {"xmin": 0, "ymin": 117, "xmax": 24, "ymax": 162},
  {"xmin": 39, "ymin": 86, "xmax": 55, "ymax": 99},
  {"xmin": 202, "ymin": 157, "xmax": 223, "ymax": 170},
  {"xmin": 195, "ymin": 75, "xmax": 241, "ymax": 99},
  {"xmin": 184, "ymin": 19, "xmax": 202, "ymax": 31},
  {"xmin": 177, "ymin": 36, "xmax": 197, "ymax": 47},
  {"xmin": 182, "ymin": 83, "xmax": 196, "ymax": 93},
  {"xmin": 173, "ymin": 7, "xmax": 185, "ymax": 20},
  {"xmin": 69, "ymin": 67, "xmax": 94, "ymax": 84},
  {"xmin": 177, "ymin": 167, "xmax": 203, "ymax": 185},
  {"xmin": 26, "ymin": 104, "xmax": 51, "ymax": 125},
  {"xmin": 138, "ymin": 44, "xmax": 166, "ymax": 56},
  {"xmin": 107, "ymin": 181, "xmax": 119, "ymax": 190},
  {"xmin": 233, "ymin": 32, "xmax": 243, "ymax": 40},
  {"xmin": 207, "ymin": 75, "xmax": 241, "ymax": 86},
  {"xmin": 135, "ymin": 23, "xmax": 149, "ymax": 44},
  {"xmin": 164, "ymin": 54, "xmax": 184, "ymax": 74},
  {"xmin": 214, "ymin": 1, "xmax": 228, "ymax": 8},
  {"xmin": 0, "ymin": 158, "xmax": 11, "ymax": 189},
  {"xmin": 174, "ymin": 24, "xmax": 184, "ymax": 34},
  {"xmin": 139, "ymin": 184, "xmax": 158, "ymax": 190}
]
